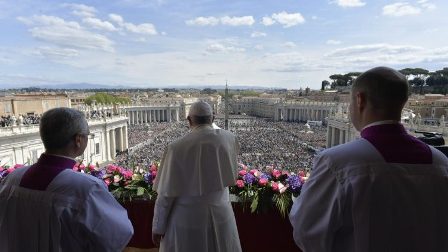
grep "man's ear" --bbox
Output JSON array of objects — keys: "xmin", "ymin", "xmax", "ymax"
[
  {"xmin": 356, "ymin": 91, "xmax": 367, "ymax": 112},
  {"xmin": 74, "ymin": 134, "xmax": 82, "ymax": 148}
]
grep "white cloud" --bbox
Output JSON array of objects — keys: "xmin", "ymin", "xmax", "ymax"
[
  {"xmin": 17, "ymin": 15, "xmax": 114, "ymax": 52},
  {"xmin": 109, "ymin": 13, "xmax": 125, "ymax": 26},
  {"xmin": 326, "ymin": 40, "xmax": 342, "ymax": 45},
  {"xmin": 109, "ymin": 13, "xmax": 157, "ymax": 35},
  {"xmin": 283, "ymin": 42, "xmax": 297, "ymax": 48},
  {"xmin": 124, "ymin": 23, "xmax": 157, "ymax": 35},
  {"xmin": 33, "ymin": 46, "xmax": 79, "ymax": 60},
  {"xmin": 383, "ymin": 3, "xmax": 421, "ymax": 17},
  {"xmin": 335, "ymin": 0, "xmax": 366, "ymax": 8},
  {"xmin": 261, "ymin": 17, "xmax": 275, "ymax": 26},
  {"xmin": 311, "ymin": 16, "xmax": 318, "ymax": 20},
  {"xmin": 206, "ymin": 43, "xmax": 245, "ymax": 53},
  {"xmin": 220, "ymin": 16, "xmax": 255, "ymax": 26},
  {"xmin": 251, "ymin": 31, "xmax": 267, "ymax": 38},
  {"xmin": 270, "ymin": 12, "xmax": 305, "ymax": 28},
  {"xmin": 83, "ymin": 17, "xmax": 116, "ymax": 31},
  {"xmin": 324, "ymin": 43, "xmax": 429, "ymax": 66},
  {"xmin": 254, "ymin": 45, "xmax": 264, "ymax": 50},
  {"xmin": 17, "ymin": 15, "xmax": 80, "ymax": 29},
  {"xmin": 63, "ymin": 3, "xmax": 97, "ymax": 18},
  {"xmin": 185, "ymin": 16, "xmax": 219, "ymax": 26},
  {"xmin": 419, "ymin": 0, "xmax": 436, "ymax": 10},
  {"xmin": 186, "ymin": 15, "xmax": 254, "ymax": 27}
]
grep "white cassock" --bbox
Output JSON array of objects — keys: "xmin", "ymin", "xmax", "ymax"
[
  {"xmin": 153, "ymin": 125, "xmax": 242, "ymax": 252},
  {"xmin": 289, "ymin": 123, "xmax": 448, "ymax": 252},
  {"xmin": 0, "ymin": 166, "xmax": 134, "ymax": 252}
]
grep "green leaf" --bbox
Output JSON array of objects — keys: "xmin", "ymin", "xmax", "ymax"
[
  {"xmin": 250, "ymin": 191, "xmax": 259, "ymax": 213},
  {"xmin": 137, "ymin": 187, "xmax": 145, "ymax": 196}
]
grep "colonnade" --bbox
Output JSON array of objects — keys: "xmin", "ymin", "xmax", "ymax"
[
  {"xmin": 284, "ymin": 108, "xmax": 330, "ymax": 122},
  {"xmin": 104, "ymin": 125, "xmax": 128, "ymax": 160},
  {"xmin": 127, "ymin": 108, "xmax": 180, "ymax": 125}
]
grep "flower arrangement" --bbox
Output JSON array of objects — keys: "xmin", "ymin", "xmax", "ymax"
[
  {"xmin": 0, "ymin": 164, "xmax": 25, "ymax": 183},
  {"xmin": 1, "ymin": 160, "xmax": 308, "ymax": 219},
  {"xmin": 73, "ymin": 161, "xmax": 158, "ymax": 202},
  {"xmin": 230, "ymin": 164, "xmax": 308, "ymax": 218}
]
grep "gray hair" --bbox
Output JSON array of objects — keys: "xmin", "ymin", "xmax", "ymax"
[{"xmin": 39, "ymin": 108, "xmax": 89, "ymax": 151}]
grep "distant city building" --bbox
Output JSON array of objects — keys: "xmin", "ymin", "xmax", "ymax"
[{"xmin": 0, "ymin": 94, "xmax": 70, "ymax": 116}]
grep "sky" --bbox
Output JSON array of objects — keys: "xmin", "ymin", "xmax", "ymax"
[{"xmin": 0, "ymin": 0, "xmax": 447, "ymax": 89}]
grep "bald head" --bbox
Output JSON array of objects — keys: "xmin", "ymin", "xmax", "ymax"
[{"xmin": 353, "ymin": 66, "xmax": 408, "ymax": 111}]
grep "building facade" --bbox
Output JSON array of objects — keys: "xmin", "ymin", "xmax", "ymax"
[{"xmin": 0, "ymin": 116, "xmax": 128, "ymax": 166}]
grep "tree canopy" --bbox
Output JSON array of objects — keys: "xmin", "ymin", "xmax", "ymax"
[
  {"xmin": 324, "ymin": 67, "xmax": 448, "ymax": 94},
  {"xmin": 84, "ymin": 93, "xmax": 131, "ymax": 105}
]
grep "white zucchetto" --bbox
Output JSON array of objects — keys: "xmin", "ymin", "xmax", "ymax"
[{"xmin": 188, "ymin": 101, "xmax": 213, "ymax": 117}]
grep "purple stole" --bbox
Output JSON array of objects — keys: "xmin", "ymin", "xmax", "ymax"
[
  {"xmin": 361, "ymin": 124, "xmax": 432, "ymax": 164},
  {"xmin": 20, "ymin": 154, "xmax": 76, "ymax": 191}
]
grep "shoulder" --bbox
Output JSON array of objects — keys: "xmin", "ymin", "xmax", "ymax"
[
  {"xmin": 52, "ymin": 170, "xmax": 108, "ymax": 196},
  {"xmin": 429, "ymin": 146, "xmax": 448, "ymax": 166},
  {"xmin": 320, "ymin": 138, "xmax": 376, "ymax": 161}
]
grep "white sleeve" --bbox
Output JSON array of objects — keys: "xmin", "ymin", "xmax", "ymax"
[
  {"xmin": 289, "ymin": 154, "xmax": 345, "ymax": 252},
  {"xmin": 80, "ymin": 182, "xmax": 134, "ymax": 252},
  {"xmin": 152, "ymin": 195, "xmax": 175, "ymax": 234}
]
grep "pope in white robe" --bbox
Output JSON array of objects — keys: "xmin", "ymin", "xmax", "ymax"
[{"xmin": 152, "ymin": 101, "xmax": 242, "ymax": 252}]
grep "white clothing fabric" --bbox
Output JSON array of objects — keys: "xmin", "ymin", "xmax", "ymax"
[
  {"xmin": 289, "ymin": 138, "xmax": 448, "ymax": 252},
  {"xmin": 153, "ymin": 188, "xmax": 241, "ymax": 252},
  {"xmin": 152, "ymin": 125, "xmax": 241, "ymax": 252},
  {"xmin": 154, "ymin": 125, "xmax": 239, "ymax": 197},
  {"xmin": 0, "ymin": 166, "xmax": 134, "ymax": 252}
]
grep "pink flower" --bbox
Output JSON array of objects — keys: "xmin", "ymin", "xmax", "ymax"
[
  {"xmin": 7, "ymin": 167, "xmax": 15, "ymax": 173},
  {"xmin": 236, "ymin": 179, "xmax": 245, "ymax": 188},
  {"xmin": 271, "ymin": 182, "xmax": 279, "ymax": 191},
  {"xmin": 258, "ymin": 178, "xmax": 268, "ymax": 186},
  {"xmin": 151, "ymin": 171, "xmax": 157, "ymax": 178},
  {"xmin": 0, "ymin": 167, "xmax": 4, "ymax": 172},
  {"xmin": 150, "ymin": 164, "xmax": 157, "ymax": 172},
  {"xmin": 79, "ymin": 164, "xmax": 86, "ymax": 170},
  {"xmin": 88, "ymin": 164, "xmax": 96, "ymax": 170},
  {"xmin": 249, "ymin": 169, "xmax": 258, "ymax": 175},
  {"xmin": 104, "ymin": 178, "xmax": 111, "ymax": 186},
  {"xmin": 272, "ymin": 169, "xmax": 281, "ymax": 179},
  {"xmin": 72, "ymin": 166, "xmax": 79, "ymax": 172},
  {"xmin": 278, "ymin": 183, "xmax": 287, "ymax": 193},
  {"xmin": 238, "ymin": 170, "xmax": 247, "ymax": 176},
  {"xmin": 13, "ymin": 164, "xmax": 24, "ymax": 169},
  {"xmin": 298, "ymin": 170, "xmax": 305, "ymax": 177}
]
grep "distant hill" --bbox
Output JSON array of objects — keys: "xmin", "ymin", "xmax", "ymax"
[
  {"xmin": 38, "ymin": 83, "xmax": 134, "ymax": 89},
  {"xmin": 1, "ymin": 82, "xmax": 285, "ymax": 90}
]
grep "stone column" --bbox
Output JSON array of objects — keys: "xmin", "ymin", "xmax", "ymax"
[
  {"xmin": 117, "ymin": 127, "xmax": 124, "ymax": 151},
  {"xmin": 128, "ymin": 111, "xmax": 131, "ymax": 125},
  {"xmin": 326, "ymin": 126, "xmax": 331, "ymax": 148},
  {"xmin": 143, "ymin": 110, "xmax": 147, "ymax": 123},
  {"xmin": 167, "ymin": 109, "xmax": 172, "ymax": 122},
  {"xmin": 105, "ymin": 129, "xmax": 111, "ymax": 161},
  {"xmin": 123, "ymin": 125, "xmax": 129, "ymax": 150},
  {"xmin": 331, "ymin": 127, "xmax": 336, "ymax": 147},
  {"xmin": 339, "ymin": 129, "xmax": 345, "ymax": 145},
  {"xmin": 176, "ymin": 109, "xmax": 179, "ymax": 121},
  {"xmin": 110, "ymin": 129, "xmax": 116, "ymax": 159}
]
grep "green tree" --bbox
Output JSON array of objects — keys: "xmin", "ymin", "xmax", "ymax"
[
  {"xmin": 321, "ymin": 80, "xmax": 330, "ymax": 91},
  {"xmin": 85, "ymin": 93, "xmax": 131, "ymax": 105}
]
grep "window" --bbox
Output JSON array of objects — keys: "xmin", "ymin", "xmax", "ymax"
[{"xmin": 95, "ymin": 143, "xmax": 100, "ymax": 155}]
